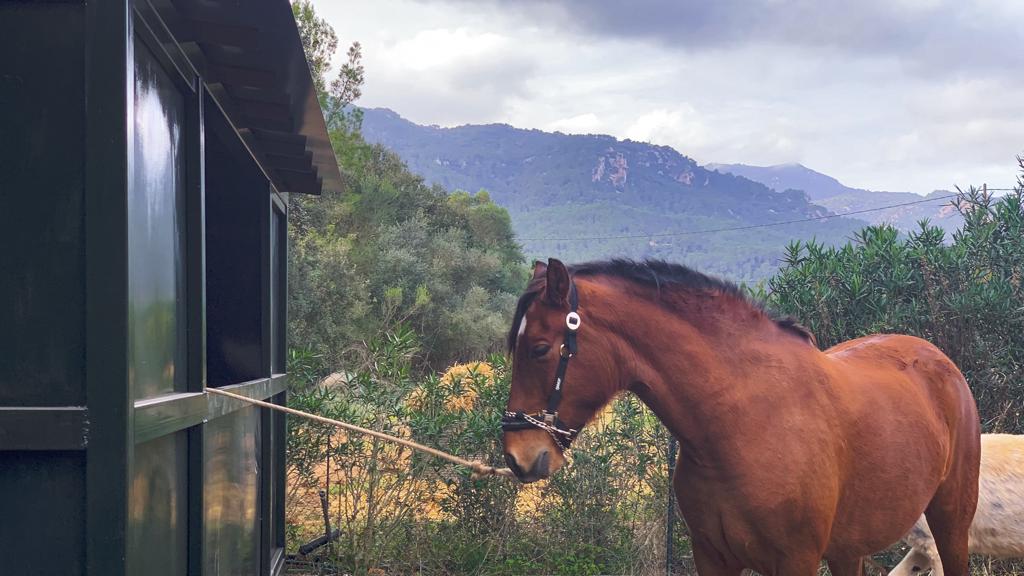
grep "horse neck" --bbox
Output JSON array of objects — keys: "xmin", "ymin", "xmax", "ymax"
[{"xmin": 586, "ymin": 280, "xmax": 818, "ymax": 456}]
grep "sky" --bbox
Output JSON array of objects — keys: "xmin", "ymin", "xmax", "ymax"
[{"xmin": 313, "ymin": 0, "xmax": 1023, "ymax": 194}]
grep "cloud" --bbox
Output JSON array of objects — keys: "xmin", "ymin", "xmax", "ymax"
[
  {"xmin": 384, "ymin": 28, "xmax": 528, "ymax": 90},
  {"xmin": 546, "ymin": 113, "xmax": 605, "ymax": 134},
  {"xmin": 626, "ymin": 105, "xmax": 709, "ymax": 150},
  {"xmin": 412, "ymin": 0, "xmax": 1024, "ymax": 79},
  {"xmin": 317, "ymin": 0, "xmax": 1024, "ymax": 194},
  {"xmin": 314, "ymin": 2, "xmax": 542, "ymax": 125},
  {"xmin": 367, "ymin": 27, "xmax": 539, "ymax": 125}
]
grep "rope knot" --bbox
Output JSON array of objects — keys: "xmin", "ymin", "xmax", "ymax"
[{"xmin": 469, "ymin": 461, "xmax": 515, "ymax": 480}]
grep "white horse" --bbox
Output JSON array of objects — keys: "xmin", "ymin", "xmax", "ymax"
[{"xmin": 889, "ymin": 434, "xmax": 1024, "ymax": 576}]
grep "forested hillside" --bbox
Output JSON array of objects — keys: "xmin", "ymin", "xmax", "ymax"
[{"xmin": 361, "ymin": 108, "xmax": 869, "ymax": 281}]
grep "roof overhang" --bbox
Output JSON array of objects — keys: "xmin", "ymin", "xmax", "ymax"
[{"xmin": 148, "ymin": 0, "xmax": 342, "ymax": 195}]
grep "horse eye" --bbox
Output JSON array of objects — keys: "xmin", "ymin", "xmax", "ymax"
[{"xmin": 531, "ymin": 344, "xmax": 551, "ymax": 358}]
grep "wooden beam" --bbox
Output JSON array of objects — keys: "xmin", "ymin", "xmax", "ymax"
[
  {"xmin": 235, "ymin": 99, "xmax": 291, "ymax": 123},
  {"xmin": 263, "ymin": 152, "xmax": 313, "ymax": 173},
  {"xmin": 0, "ymin": 407, "xmax": 89, "ymax": 451},
  {"xmin": 241, "ymin": 114, "xmax": 292, "ymax": 133},
  {"xmin": 201, "ymin": 43, "xmax": 269, "ymax": 71},
  {"xmin": 252, "ymin": 130, "xmax": 307, "ymax": 158},
  {"xmin": 178, "ymin": 41, "xmax": 210, "ymax": 77},
  {"xmin": 273, "ymin": 169, "xmax": 321, "ymax": 195},
  {"xmin": 207, "ymin": 63, "xmax": 276, "ymax": 90},
  {"xmin": 184, "ymin": 18, "xmax": 262, "ymax": 50},
  {"xmin": 226, "ymin": 85, "xmax": 290, "ymax": 106}
]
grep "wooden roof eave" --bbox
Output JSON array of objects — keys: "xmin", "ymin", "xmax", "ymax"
[{"xmin": 155, "ymin": 0, "xmax": 341, "ymax": 195}]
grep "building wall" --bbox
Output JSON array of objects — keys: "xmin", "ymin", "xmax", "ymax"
[
  {"xmin": 0, "ymin": 4, "xmax": 88, "ymax": 575},
  {"xmin": 0, "ymin": 2, "xmax": 289, "ymax": 574}
]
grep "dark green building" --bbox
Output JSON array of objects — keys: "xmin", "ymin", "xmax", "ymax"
[{"xmin": 0, "ymin": 1, "xmax": 340, "ymax": 574}]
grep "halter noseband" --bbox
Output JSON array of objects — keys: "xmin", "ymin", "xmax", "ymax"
[{"xmin": 501, "ymin": 281, "xmax": 581, "ymax": 451}]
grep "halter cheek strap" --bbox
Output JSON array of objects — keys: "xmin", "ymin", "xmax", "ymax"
[{"xmin": 501, "ymin": 282, "xmax": 581, "ymax": 451}]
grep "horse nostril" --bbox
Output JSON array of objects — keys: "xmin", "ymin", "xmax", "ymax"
[
  {"xmin": 504, "ymin": 452, "xmax": 524, "ymax": 478},
  {"xmin": 532, "ymin": 450, "xmax": 550, "ymax": 478}
]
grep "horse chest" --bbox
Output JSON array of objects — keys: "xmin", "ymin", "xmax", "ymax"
[{"xmin": 673, "ymin": 468, "xmax": 832, "ymax": 565}]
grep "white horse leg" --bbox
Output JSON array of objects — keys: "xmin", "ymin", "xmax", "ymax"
[
  {"xmin": 890, "ymin": 516, "xmax": 944, "ymax": 576},
  {"xmin": 889, "ymin": 547, "xmax": 940, "ymax": 576}
]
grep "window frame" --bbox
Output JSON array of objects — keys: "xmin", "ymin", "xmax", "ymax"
[{"xmin": 127, "ymin": 5, "xmax": 290, "ymax": 576}]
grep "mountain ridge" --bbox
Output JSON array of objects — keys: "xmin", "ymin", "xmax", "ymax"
[
  {"xmin": 708, "ymin": 162, "xmax": 962, "ymax": 232},
  {"xmin": 359, "ymin": 107, "xmax": 875, "ymax": 281}
]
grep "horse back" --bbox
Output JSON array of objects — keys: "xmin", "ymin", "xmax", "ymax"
[
  {"xmin": 824, "ymin": 333, "xmax": 977, "ymax": 451},
  {"xmin": 824, "ymin": 333, "xmax": 974, "ymax": 413}
]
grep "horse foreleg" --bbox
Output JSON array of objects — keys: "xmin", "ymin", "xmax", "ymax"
[
  {"xmin": 691, "ymin": 543, "xmax": 744, "ymax": 576},
  {"xmin": 771, "ymin": 555, "xmax": 822, "ymax": 576}
]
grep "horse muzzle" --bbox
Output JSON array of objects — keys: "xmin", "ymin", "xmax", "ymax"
[{"xmin": 504, "ymin": 449, "xmax": 551, "ymax": 483}]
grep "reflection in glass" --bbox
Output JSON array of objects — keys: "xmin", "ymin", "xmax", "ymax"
[
  {"xmin": 127, "ymin": 433, "xmax": 187, "ymax": 575},
  {"xmin": 130, "ymin": 41, "xmax": 186, "ymax": 399},
  {"xmin": 269, "ymin": 405, "xmax": 285, "ymax": 551},
  {"xmin": 205, "ymin": 406, "xmax": 261, "ymax": 575},
  {"xmin": 271, "ymin": 210, "xmax": 284, "ymax": 373}
]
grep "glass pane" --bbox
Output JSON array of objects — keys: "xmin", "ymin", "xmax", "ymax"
[
  {"xmin": 205, "ymin": 406, "xmax": 261, "ymax": 575},
  {"xmin": 127, "ymin": 432, "xmax": 188, "ymax": 576},
  {"xmin": 269, "ymin": 401, "xmax": 285, "ymax": 550},
  {"xmin": 205, "ymin": 97, "xmax": 266, "ymax": 386},
  {"xmin": 130, "ymin": 40, "xmax": 186, "ymax": 399},
  {"xmin": 271, "ymin": 210, "xmax": 284, "ymax": 373}
]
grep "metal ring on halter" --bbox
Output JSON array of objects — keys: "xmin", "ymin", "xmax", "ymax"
[{"xmin": 566, "ymin": 311, "xmax": 581, "ymax": 331}]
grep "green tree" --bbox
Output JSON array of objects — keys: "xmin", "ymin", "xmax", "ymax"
[
  {"xmin": 293, "ymin": 1, "xmax": 363, "ymax": 138},
  {"xmin": 287, "ymin": 1, "xmax": 527, "ymax": 370},
  {"xmin": 291, "ymin": 0, "xmax": 337, "ymax": 98}
]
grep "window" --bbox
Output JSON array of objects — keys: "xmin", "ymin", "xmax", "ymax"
[
  {"xmin": 127, "ymin": 432, "xmax": 188, "ymax": 575},
  {"xmin": 270, "ymin": 207, "xmax": 286, "ymax": 374},
  {"xmin": 204, "ymin": 406, "xmax": 261, "ymax": 574},
  {"xmin": 205, "ymin": 95, "xmax": 267, "ymax": 386},
  {"xmin": 126, "ymin": 33, "xmax": 190, "ymax": 576},
  {"xmin": 129, "ymin": 39, "xmax": 186, "ymax": 399}
]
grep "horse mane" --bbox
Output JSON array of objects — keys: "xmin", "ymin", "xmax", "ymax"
[{"xmin": 507, "ymin": 258, "xmax": 816, "ymax": 351}]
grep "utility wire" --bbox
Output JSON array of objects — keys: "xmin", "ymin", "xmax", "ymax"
[{"xmin": 520, "ymin": 192, "xmax": 971, "ymax": 242}]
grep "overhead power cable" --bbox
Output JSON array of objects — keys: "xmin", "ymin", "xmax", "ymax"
[{"xmin": 520, "ymin": 192, "xmax": 968, "ymax": 242}]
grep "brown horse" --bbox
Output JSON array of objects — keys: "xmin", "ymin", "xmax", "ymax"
[{"xmin": 502, "ymin": 258, "xmax": 980, "ymax": 576}]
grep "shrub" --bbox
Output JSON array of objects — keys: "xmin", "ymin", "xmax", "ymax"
[{"xmin": 286, "ymin": 331, "xmax": 676, "ymax": 575}]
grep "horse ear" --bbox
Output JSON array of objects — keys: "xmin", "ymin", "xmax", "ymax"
[
  {"xmin": 531, "ymin": 260, "xmax": 548, "ymax": 279},
  {"xmin": 545, "ymin": 258, "xmax": 570, "ymax": 305}
]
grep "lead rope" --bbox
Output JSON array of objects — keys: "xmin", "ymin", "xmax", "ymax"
[{"xmin": 206, "ymin": 387, "xmax": 515, "ymax": 480}]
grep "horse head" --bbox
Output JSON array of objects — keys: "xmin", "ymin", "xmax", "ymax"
[{"xmin": 501, "ymin": 258, "xmax": 622, "ymax": 483}]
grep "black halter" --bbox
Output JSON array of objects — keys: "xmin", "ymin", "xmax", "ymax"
[{"xmin": 501, "ymin": 281, "xmax": 581, "ymax": 451}]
